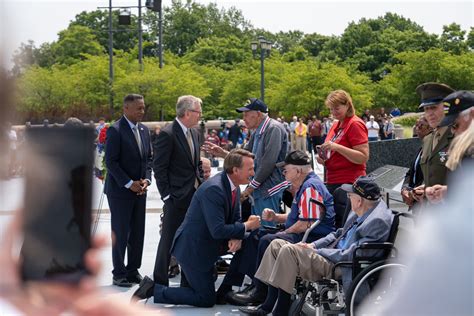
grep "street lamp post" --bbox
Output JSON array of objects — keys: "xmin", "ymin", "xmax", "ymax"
[{"xmin": 251, "ymin": 36, "xmax": 272, "ymax": 102}]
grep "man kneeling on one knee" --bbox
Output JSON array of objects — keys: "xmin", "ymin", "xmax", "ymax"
[
  {"xmin": 239, "ymin": 176, "xmax": 393, "ymax": 316},
  {"xmin": 132, "ymin": 149, "xmax": 261, "ymax": 307}
]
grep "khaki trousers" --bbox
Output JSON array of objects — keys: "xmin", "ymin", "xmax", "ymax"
[
  {"xmin": 254, "ymin": 239, "xmax": 334, "ymax": 294},
  {"xmin": 295, "ymin": 135, "xmax": 307, "ymax": 152}
]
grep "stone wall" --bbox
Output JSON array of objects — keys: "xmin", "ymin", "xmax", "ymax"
[{"xmin": 367, "ymin": 138, "xmax": 421, "ymax": 173}]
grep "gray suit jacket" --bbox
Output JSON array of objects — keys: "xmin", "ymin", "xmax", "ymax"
[{"xmin": 313, "ymin": 200, "xmax": 393, "ymax": 291}]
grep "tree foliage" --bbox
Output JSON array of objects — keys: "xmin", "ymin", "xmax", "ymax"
[{"xmin": 10, "ymin": 2, "xmax": 474, "ymax": 124}]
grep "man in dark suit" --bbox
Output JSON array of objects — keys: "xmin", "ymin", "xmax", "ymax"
[
  {"xmin": 401, "ymin": 116, "xmax": 431, "ymax": 211},
  {"xmin": 132, "ymin": 149, "xmax": 262, "ymax": 306},
  {"xmin": 152, "ymin": 95, "xmax": 204, "ymax": 287},
  {"xmin": 105, "ymin": 94, "xmax": 152, "ymax": 287}
]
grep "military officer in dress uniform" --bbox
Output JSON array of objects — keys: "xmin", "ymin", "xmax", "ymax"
[{"xmin": 412, "ymin": 82, "xmax": 454, "ymax": 204}]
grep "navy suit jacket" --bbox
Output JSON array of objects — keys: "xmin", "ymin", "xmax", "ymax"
[
  {"xmin": 172, "ymin": 172, "xmax": 246, "ymax": 272},
  {"xmin": 104, "ymin": 116, "xmax": 153, "ymax": 199}
]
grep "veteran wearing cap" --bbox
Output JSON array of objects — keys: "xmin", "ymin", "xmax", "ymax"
[
  {"xmin": 203, "ymin": 98, "xmax": 288, "ymax": 228},
  {"xmin": 412, "ymin": 83, "xmax": 455, "ymax": 202},
  {"xmin": 240, "ymin": 176, "xmax": 393, "ymax": 316}
]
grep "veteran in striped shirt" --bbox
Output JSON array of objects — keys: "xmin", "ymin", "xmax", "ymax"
[{"xmin": 218, "ymin": 150, "xmax": 335, "ymax": 306}]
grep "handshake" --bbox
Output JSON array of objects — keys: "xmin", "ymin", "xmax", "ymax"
[{"xmin": 244, "ymin": 215, "xmax": 261, "ymax": 231}]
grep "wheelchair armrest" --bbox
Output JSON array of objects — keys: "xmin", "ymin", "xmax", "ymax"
[
  {"xmin": 354, "ymin": 242, "xmax": 398, "ymax": 259},
  {"xmin": 331, "ymin": 261, "xmax": 352, "ymax": 279}
]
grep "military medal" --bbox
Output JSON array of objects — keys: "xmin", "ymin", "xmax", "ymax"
[{"xmin": 439, "ymin": 151, "xmax": 448, "ymax": 163}]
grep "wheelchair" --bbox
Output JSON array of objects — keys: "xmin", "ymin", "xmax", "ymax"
[{"xmin": 289, "ymin": 210, "xmax": 413, "ymax": 316}]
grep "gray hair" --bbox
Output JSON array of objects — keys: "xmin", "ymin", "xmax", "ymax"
[
  {"xmin": 176, "ymin": 95, "xmax": 202, "ymax": 118},
  {"xmin": 294, "ymin": 164, "xmax": 313, "ymax": 174}
]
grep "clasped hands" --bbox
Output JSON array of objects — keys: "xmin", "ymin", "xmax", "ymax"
[{"xmin": 130, "ymin": 179, "xmax": 149, "ymax": 195}]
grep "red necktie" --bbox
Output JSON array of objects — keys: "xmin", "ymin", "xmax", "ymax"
[{"xmin": 231, "ymin": 189, "xmax": 237, "ymax": 208}]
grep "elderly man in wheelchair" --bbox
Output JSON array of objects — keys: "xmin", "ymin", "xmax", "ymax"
[{"xmin": 239, "ymin": 176, "xmax": 395, "ymax": 316}]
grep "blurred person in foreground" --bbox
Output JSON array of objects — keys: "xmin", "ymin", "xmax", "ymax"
[
  {"xmin": 317, "ymin": 90, "xmax": 369, "ymax": 228},
  {"xmin": 132, "ymin": 149, "xmax": 261, "ymax": 307},
  {"xmin": 0, "ymin": 71, "xmax": 154, "ymax": 315},
  {"xmin": 360, "ymin": 157, "xmax": 473, "ymax": 316}
]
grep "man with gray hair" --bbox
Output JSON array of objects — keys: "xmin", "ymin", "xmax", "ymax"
[{"xmin": 152, "ymin": 95, "xmax": 205, "ymax": 287}]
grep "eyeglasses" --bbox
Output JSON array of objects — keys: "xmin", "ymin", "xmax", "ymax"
[
  {"xmin": 450, "ymin": 122, "xmax": 459, "ymax": 131},
  {"xmin": 189, "ymin": 109, "xmax": 202, "ymax": 115}
]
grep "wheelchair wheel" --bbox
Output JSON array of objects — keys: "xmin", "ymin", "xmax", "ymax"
[{"xmin": 345, "ymin": 260, "xmax": 407, "ymax": 316}]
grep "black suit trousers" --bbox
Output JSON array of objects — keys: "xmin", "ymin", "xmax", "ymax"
[
  {"xmin": 153, "ymin": 200, "xmax": 188, "ymax": 286},
  {"xmin": 109, "ymin": 196, "xmax": 146, "ymax": 278}
]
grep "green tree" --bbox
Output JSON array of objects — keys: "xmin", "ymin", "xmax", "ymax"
[
  {"xmin": 375, "ymin": 49, "xmax": 474, "ymax": 111},
  {"xmin": 71, "ymin": 10, "xmax": 142, "ymax": 53},
  {"xmin": 439, "ymin": 23, "xmax": 469, "ymax": 54},
  {"xmin": 52, "ymin": 25, "xmax": 104, "ymax": 65},
  {"xmin": 184, "ymin": 35, "xmax": 250, "ymax": 70}
]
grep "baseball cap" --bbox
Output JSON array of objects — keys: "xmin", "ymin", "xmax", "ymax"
[
  {"xmin": 341, "ymin": 176, "xmax": 381, "ymax": 201},
  {"xmin": 276, "ymin": 150, "xmax": 311, "ymax": 168},
  {"xmin": 439, "ymin": 90, "xmax": 474, "ymax": 127},
  {"xmin": 236, "ymin": 98, "xmax": 268, "ymax": 113}
]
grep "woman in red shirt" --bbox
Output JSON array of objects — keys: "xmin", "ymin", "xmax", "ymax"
[{"xmin": 316, "ymin": 90, "xmax": 369, "ymax": 226}]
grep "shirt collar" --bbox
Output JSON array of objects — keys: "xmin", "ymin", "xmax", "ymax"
[
  {"xmin": 336, "ymin": 115, "xmax": 355, "ymax": 130},
  {"xmin": 176, "ymin": 117, "xmax": 188, "ymax": 135},
  {"xmin": 227, "ymin": 174, "xmax": 237, "ymax": 191},
  {"xmin": 257, "ymin": 116, "xmax": 271, "ymax": 135},
  {"xmin": 124, "ymin": 115, "xmax": 138, "ymax": 130},
  {"xmin": 355, "ymin": 201, "xmax": 379, "ymax": 223}
]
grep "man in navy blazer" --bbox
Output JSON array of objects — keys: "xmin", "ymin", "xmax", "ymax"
[
  {"xmin": 105, "ymin": 94, "xmax": 152, "ymax": 287},
  {"xmin": 132, "ymin": 149, "xmax": 262, "ymax": 307}
]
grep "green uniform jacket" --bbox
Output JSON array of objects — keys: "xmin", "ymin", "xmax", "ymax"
[{"xmin": 420, "ymin": 127, "xmax": 454, "ymax": 187}]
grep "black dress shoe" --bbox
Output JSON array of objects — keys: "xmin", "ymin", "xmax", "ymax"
[
  {"xmin": 239, "ymin": 305, "xmax": 270, "ymax": 315},
  {"xmin": 127, "ymin": 273, "xmax": 143, "ymax": 284},
  {"xmin": 226, "ymin": 285, "xmax": 266, "ymax": 306},
  {"xmin": 168, "ymin": 265, "xmax": 180, "ymax": 278},
  {"xmin": 113, "ymin": 276, "xmax": 133, "ymax": 287},
  {"xmin": 226, "ymin": 285, "xmax": 267, "ymax": 306},
  {"xmin": 131, "ymin": 276, "xmax": 155, "ymax": 301}
]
